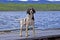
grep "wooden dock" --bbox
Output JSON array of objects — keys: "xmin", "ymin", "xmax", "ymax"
[{"xmin": 0, "ymin": 29, "xmax": 60, "ymax": 40}]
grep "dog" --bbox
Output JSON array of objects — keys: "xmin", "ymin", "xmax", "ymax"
[{"xmin": 18, "ymin": 8, "xmax": 36, "ymax": 37}]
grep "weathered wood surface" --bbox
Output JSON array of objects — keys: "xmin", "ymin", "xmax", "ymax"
[{"xmin": 0, "ymin": 29, "xmax": 60, "ymax": 40}]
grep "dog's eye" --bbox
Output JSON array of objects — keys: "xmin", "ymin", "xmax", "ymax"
[{"xmin": 30, "ymin": 10, "xmax": 33, "ymax": 12}]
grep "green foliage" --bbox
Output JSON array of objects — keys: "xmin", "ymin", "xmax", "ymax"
[{"xmin": 0, "ymin": 3, "xmax": 60, "ymax": 11}]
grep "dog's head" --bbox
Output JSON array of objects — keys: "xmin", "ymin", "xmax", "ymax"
[{"xmin": 27, "ymin": 7, "xmax": 36, "ymax": 15}]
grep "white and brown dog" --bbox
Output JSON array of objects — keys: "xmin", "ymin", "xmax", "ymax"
[{"xmin": 17, "ymin": 8, "xmax": 36, "ymax": 37}]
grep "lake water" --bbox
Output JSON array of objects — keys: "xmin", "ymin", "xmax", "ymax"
[{"xmin": 0, "ymin": 11, "xmax": 60, "ymax": 31}]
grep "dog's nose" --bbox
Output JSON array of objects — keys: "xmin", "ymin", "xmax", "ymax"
[{"xmin": 30, "ymin": 10, "xmax": 33, "ymax": 13}]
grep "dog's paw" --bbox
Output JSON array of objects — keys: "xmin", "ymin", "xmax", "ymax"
[
  {"xmin": 26, "ymin": 35, "xmax": 30, "ymax": 37},
  {"xmin": 20, "ymin": 34, "xmax": 22, "ymax": 37}
]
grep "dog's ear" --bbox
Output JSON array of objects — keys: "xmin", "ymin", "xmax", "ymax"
[
  {"xmin": 32, "ymin": 8, "xmax": 36, "ymax": 13},
  {"xmin": 27, "ymin": 8, "xmax": 30, "ymax": 14}
]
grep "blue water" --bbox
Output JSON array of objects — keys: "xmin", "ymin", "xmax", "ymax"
[{"xmin": 0, "ymin": 11, "xmax": 60, "ymax": 31}]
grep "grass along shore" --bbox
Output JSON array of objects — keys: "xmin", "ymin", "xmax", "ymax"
[{"xmin": 0, "ymin": 4, "xmax": 60, "ymax": 11}]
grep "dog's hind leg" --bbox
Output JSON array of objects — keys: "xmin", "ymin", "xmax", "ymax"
[
  {"xmin": 20, "ymin": 20, "xmax": 23, "ymax": 37},
  {"xmin": 20, "ymin": 25, "xmax": 23, "ymax": 37}
]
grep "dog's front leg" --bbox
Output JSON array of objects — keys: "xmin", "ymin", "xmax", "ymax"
[
  {"xmin": 26, "ymin": 23, "xmax": 29, "ymax": 37},
  {"xmin": 32, "ymin": 24, "xmax": 35, "ymax": 36},
  {"xmin": 32, "ymin": 21, "xmax": 35, "ymax": 36}
]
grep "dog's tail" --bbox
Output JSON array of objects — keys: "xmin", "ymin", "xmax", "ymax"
[
  {"xmin": 15, "ymin": 18, "xmax": 21, "ymax": 20},
  {"xmin": 15, "ymin": 18, "xmax": 26, "ymax": 21}
]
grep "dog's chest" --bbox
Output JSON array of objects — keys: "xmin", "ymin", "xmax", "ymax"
[{"xmin": 20, "ymin": 15, "xmax": 34, "ymax": 25}]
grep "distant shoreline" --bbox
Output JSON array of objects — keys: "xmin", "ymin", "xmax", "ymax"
[{"xmin": 0, "ymin": 4, "xmax": 60, "ymax": 11}]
